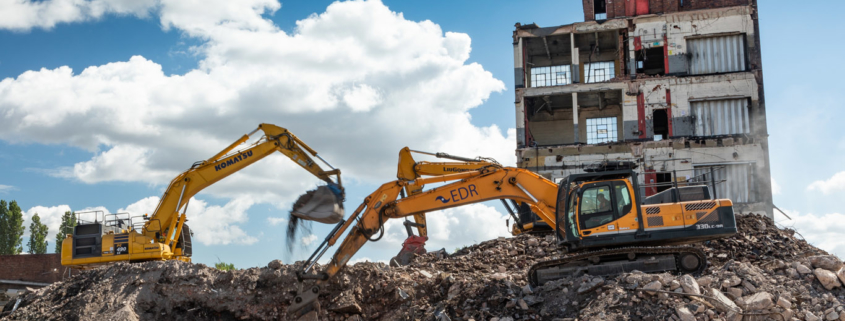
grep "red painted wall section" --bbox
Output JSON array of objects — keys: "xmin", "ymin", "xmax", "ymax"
[
  {"xmin": 0, "ymin": 254, "xmax": 73, "ymax": 284},
  {"xmin": 666, "ymin": 89, "xmax": 673, "ymax": 137},
  {"xmin": 636, "ymin": 0, "xmax": 650, "ymax": 15},
  {"xmin": 663, "ymin": 35, "xmax": 669, "ymax": 74},
  {"xmin": 637, "ymin": 92, "xmax": 646, "ymax": 139},
  {"xmin": 634, "ymin": 36, "xmax": 642, "ymax": 51},
  {"xmin": 645, "ymin": 169, "xmax": 658, "ymax": 196}
]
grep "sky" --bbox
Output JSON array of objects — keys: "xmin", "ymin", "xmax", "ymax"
[{"xmin": 0, "ymin": 0, "xmax": 843, "ymax": 268}]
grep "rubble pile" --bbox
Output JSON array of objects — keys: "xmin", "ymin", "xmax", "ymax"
[{"xmin": 4, "ymin": 214, "xmax": 845, "ymax": 321}]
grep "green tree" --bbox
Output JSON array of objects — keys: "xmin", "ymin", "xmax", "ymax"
[
  {"xmin": 55, "ymin": 211, "xmax": 77, "ymax": 253},
  {"xmin": 0, "ymin": 200, "xmax": 7, "ymax": 253},
  {"xmin": 27, "ymin": 213, "xmax": 49, "ymax": 254},
  {"xmin": 0, "ymin": 200, "xmax": 25, "ymax": 255},
  {"xmin": 214, "ymin": 262, "xmax": 236, "ymax": 271}
]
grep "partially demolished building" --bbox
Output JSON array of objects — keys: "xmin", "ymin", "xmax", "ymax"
[{"xmin": 513, "ymin": 0, "xmax": 772, "ymax": 217}]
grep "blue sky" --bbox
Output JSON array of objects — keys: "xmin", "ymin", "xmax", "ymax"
[{"xmin": 1, "ymin": 0, "xmax": 844, "ymax": 267}]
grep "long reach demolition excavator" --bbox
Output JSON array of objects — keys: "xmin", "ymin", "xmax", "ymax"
[
  {"xmin": 61, "ymin": 124, "xmax": 345, "ymax": 268},
  {"xmin": 289, "ymin": 160, "xmax": 737, "ymax": 316}
]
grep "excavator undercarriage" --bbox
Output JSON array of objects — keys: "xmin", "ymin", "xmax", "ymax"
[{"xmin": 529, "ymin": 246, "xmax": 708, "ymax": 286}]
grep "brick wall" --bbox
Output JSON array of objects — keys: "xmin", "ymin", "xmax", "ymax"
[{"xmin": 0, "ymin": 254, "xmax": 71, "ymax": 283}]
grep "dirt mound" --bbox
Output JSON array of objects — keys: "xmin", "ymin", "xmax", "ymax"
[{"xmin": 4, "ymin": 214, "xmax": 844, "ymax": 321}]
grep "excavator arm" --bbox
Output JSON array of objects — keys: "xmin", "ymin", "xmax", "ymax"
[
  {"xmin": 146, "ymin": 123, "xmax": 343, "ymax": 252},
  {"xmin": 289, "ymin": 166, "xmax": 558, "ymax": 314},
  {"xmin": 395, "ymin": 147, "xmax": 496, "ymax": 238}
]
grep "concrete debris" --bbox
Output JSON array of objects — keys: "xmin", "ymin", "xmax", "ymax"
[
  {"xmin": 679, "ymin": 274, "xmax": 700, "ymax": 295},
  {"xmin": 674, "ymin": 305, "xmax": 696, "ymax": 321},
  {"xmin": 810, "ymin": 255, "xmax": 844, "ymax": 271},
  {"xmin": 3, "ymin": 214, "xmax": 845, "ymax": 321},
  {"xmin": 741, "ymin": 291, "xmax": 773, "ymax": 311},
  {"xmin": 268, "ymin": 259, "xmax": 283, "ymax": 270},
  {"xmin": 815, "ymin": 268, "xmax": 842, "ymax": 290}
]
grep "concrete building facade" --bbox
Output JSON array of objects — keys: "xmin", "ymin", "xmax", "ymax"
[{"xmin": 512, "ymin": 0, "xmax": 772, "ymax": 217}]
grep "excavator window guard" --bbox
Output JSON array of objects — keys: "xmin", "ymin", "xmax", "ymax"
[
  {"xmin": 565, "ymin": 190, "xmax": 579, "ymax": 239},
  {"xmin": 614, "ymin": 182, "xmax": 633, "ymax": 215}
]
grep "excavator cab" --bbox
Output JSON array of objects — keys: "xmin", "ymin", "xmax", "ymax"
[
  {"xmin": 532, "ymin": 161, "xmax": 737, "ymax": 285},
  {"xmin": 556, "ymin": 161, "xmax": 736, "ymax": 252}
]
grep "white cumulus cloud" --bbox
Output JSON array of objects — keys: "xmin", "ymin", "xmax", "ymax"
[
  {"xmin": 24, "ymin": 204, "xmax": 73, "ymax": 248},
  {"xmin": 778, "ymin": 208, "xmax": 845, "ymax": 258},
  {"xmin": 807, "ymin": 171, "xmax": 845, "ymax": 195},
  {"xmin": 118, "ymin": 196, "xmax": 258, "ymax": 245},
  {"xmin": 267, "ymin": 216, "xmax": 287, "ymax": 226},
  {"xmin": 0, "ymin": 0, "xmax": 511, "ymax": 213},
  {"xmin": 2, "ymin": 0, "xmax": 515, "ymax": 254},
  {"xmin": 301, "ymin": 234, "xmax": 318, "ymax": 246},
  {"xmin": 0, "ymin": 0, "xmax": 158, "ymax": 31}
]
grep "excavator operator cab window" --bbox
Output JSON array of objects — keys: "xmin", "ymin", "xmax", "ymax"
[
  {"xmin": 579, "ymin": 185, "xmax": 615, "ymax": 229},
  {"xmin": 566, "ymin": 189, "xmax": 579, "ymax": 238},
  {"xmin": 613, "ymin": 182, "xmax": 632, "ymax": 216}
]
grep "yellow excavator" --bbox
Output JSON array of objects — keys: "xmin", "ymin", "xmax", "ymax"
[
  {"xmin": 61, "ymin": 124, "xmax": 344, "ymax": 269},
  {"xmin": 289, "ymin": 160, "xmax": 736, "ymax": 316}
]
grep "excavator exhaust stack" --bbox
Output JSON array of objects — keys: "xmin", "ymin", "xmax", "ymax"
[{"xmin": 291, "ymin": 185, "xmax": 344, "ymax": 224}]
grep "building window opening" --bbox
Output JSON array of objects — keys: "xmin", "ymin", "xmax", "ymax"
[
  {"xmin": 656, "ymin": 173, "xmax": 672, "ymax": 193},
  {"xmin": 585, "ymin": 61, "xmax": 615, "ymax": 83},
  {"xmin": 594, "ymin": 0, "xmax": 607, "ymax": 20},
  {"xmin": 653, "ymin": 109, "xmax": 669, "ymax": 140},
  {"xmin": 531, "ymin": 65, "xmax": 571, "ymax": 87},
  {"xmin": 586, "ymin": 117, "xmax": 618, "ymax": 144},
  {"xmin": 636, "ymin": 47, "xmax": 665, "ymax": 76}
]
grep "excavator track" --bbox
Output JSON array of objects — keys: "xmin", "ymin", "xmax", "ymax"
[{"xmin": 528, "ymin": 246, "xmax": 707, "ymax": 287}]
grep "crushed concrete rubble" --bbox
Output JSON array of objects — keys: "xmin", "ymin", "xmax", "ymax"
[{"xmin": 3, "ymin": 214, "xmax": 845, "ymax": 320}]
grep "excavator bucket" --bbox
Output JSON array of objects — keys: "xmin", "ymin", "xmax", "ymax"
[{"xmin": 291, "ymin": 185, "xmax": 344, "ymax": 224}]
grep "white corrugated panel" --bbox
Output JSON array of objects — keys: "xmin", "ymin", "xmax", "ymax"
[
  {"xmin": 694, "ymin": 164, "xmax": 754, "ymax": 203},
  {"xmin": 687, "ymin": 34, "xmax": 746, "ymax": 75},
  {"xmin": 692, "ymin": 98, "xmax": 750, "ymax": 136}
]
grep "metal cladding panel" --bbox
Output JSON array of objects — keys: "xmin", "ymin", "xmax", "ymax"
[
  {"xmin": 695, "ymin": 164, "xmax": 754, "ymax": 204},
  {"xmin": 688, "ymin": 34, "xmax": 746, "ymax": 75},
  {"xmin": 692, "ymin": 98, "xmax": 750, "ymax": 136}
]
